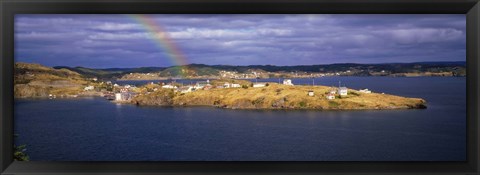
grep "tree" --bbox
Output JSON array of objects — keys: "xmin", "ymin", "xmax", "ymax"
[
  {"xmin": 13, "ymin": 134, "xmax": 29, "ymax": 161},
  {"xmin": 14, "ymin": 144, "xmax": 29, "ymax": 161}
]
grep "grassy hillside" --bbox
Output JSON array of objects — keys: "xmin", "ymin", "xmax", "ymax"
[
  {"xmin": 15, "ymin": 62, "xmax": 92, "ymax": 98},
  {"xmin": 132, "ymin": 83, "xmax": 426, "ymax": 110}
]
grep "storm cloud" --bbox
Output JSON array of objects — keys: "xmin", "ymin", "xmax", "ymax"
[{"xmin": 15, "ymin": 14, "xmax": 466, "ymax": 68}]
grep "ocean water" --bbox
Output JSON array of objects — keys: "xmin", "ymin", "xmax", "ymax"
[{"xmin": 14, "ymin": 76, "xmax": 466, "ymax": 161}]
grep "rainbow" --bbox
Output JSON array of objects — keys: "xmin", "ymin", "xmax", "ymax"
[{"xmin": 128, "ymin": 14, "xmax": 189, "ymax": 67}]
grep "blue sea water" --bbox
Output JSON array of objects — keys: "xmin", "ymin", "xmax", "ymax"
[{"xmin": 14, "ymin": 76, "xmax": 466, "ymax": 161}]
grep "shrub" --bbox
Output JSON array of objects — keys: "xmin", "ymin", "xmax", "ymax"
[
  {"xmin": 329, "ymin": 101, "xmax": 339, "ymax": 107},
  {"xmin": 299, "ymin": 101, "xmax": 306, "ymax": 107}
]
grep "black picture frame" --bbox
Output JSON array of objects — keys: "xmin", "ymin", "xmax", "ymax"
[{"xmin": 1, "ymin": 0, "xmax": 479, "ymax": 174}]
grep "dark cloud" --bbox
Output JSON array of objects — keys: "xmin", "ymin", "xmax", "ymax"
[{"xmin": 15, "ymin": 14, "xmax": 465, "ymax": 68}]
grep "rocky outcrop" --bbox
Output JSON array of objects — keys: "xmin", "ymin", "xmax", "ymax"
[{"xmin": 131, "ymin": 89, "xmax": 175, "ymax": 106}]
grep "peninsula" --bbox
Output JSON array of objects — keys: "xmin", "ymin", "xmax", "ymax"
[
  {"xmin": 14, "ymin": 62, "xmax": 427, "ymax": 110},
  {"xmin": 131, "ymin": 80, "xmax": 427, "ymax": 110}
]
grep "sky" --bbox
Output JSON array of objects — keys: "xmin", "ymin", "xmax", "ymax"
[{"xmin": 15, "ymin": 14, "xmax": 466, "ymax": 68}]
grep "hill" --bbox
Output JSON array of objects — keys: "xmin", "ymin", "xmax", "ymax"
[
  {"xmin": 56, "ymin": 61, "xmax": 466, "ymax": 80},
  {"xmin": 15, "ymin": 63, "xmax": 92, "ymax": 98}
]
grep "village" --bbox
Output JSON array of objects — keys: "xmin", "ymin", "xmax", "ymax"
[
  {"xmin": 84, "ymin": 78, "xmax": 374, "ymax": 103},
  {"xmin": 119, "ymin": 69, "xmax": 360, "ymax": 80}
]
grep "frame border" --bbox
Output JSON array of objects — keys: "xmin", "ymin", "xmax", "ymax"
[{"xmin": 1, "ymin": 0, "xmax": 479, "ymax": 174}]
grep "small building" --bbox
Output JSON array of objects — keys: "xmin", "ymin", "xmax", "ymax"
[
  {"xmin": 84, "ymin": 85, "xmax": 94, "ymax": 91},
  {"xmin": 359, "ymin": 88, "xmax": 372, "ymax": 93},
  {"xmin": 203, "ymin": 84, "xmax": 213, "ymax": 90},
  {"xmin": 115, "ymin": 93, "xmax": 122, "ymax": 101},
  {"xmin": 326, "ymin": 93, "xmax": 335, "ymax": 100},
  {"xmin": 253, "ymin": 83, "xmax": 266, "ymax": 88},
  {"xmin": 178, "ymin": 86, "xmax": 194, "ymax": 94},
  {"xmin": 329, "ymin": 89, "xmax": 337, "ymax": 94},
  {"xmin": 162, "ymin": 84, "xmax": 177, "ymax": 89},
  {"xmin": 308, "ymin": 90, "xmax": 314, "ymax": 96},
  {"xmin": 338, "ymin": 87, "xmax": 348, "ymax": 96},
  {"xmin": 231, "ymin": 83, "xmax": 241, "ymax": 88},
  {"xmin": 283, "ymin": 79, "xmax": 294, "ymax": 86},
  {"xmin": 225, "ymin": 83, "xmax": 241, "ymax": 88},
  {"xmin": 195, "ymin": 81, "xmax": 210, "ymax": 89}
]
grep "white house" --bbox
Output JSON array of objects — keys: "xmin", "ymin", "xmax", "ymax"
[
  {"xmin": 338, "ymin": 87, "xmax": 348, "ymax": 96},
  {"xmin": 162, "ymin": 84, "xmax": 177, "ymax": 89},
  {"xmin": 359, "ymin": 88, "xmax": 372, "ymax": 93},
  {"xmin": 308, "ymin": 90, "xmax": 314, "ymax": 96},
  {"xmin": 283, "ymin": 79, "xmax": 294, "ymax": 86},
  {"xmin": 224, "ymin": 82, "xmax": 232, "ymax": 88},
  {"xmin": 224, "ymin": 82, "xmax": 241, "ymax": 88},
  {"xmin": 84, "ymin": 85, "xmax": 94, "ymax": 91},
  {"xmin": 253, "ymin": 83, "xmax": 266, "ymax": 88},
  {"xmin": 326, "ymin": 93, "xmax": 335, "ymax": 100},
  {"xmin": 115, "ymin": 93, "xmax": 123, "ymax": 101}
]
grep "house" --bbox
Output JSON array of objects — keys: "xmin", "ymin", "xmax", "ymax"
[
  {"xmin": 308, "ymin": 90, "xmax": 314, "ymax": 96},
  {"xmin": 224, "ymin": 82, "xmax": 232, "ymax": 88},
  {"xmin": 253, "ymin": 83, "xmax": 266, "ymax": 88},
  {"xmin": 338, "ymin": 87, "xmax": 348, "ymax": 96},
  {"xmin": 115, "ymin": 92, "xmax": 134, "ymax": 101},
  {"xmin": 178, "ymin": 86, "xmax": 194, "ymax": 93},
  {"xmin": 84, "ymin": 85, "xmax": 94, "ymax": 91},
  {"xmin": 359, "ymin": 88, "xmax": 372, "ymax": 93},
  {"xmin": 162, "ymin": 84, "xmax": 177, "ymax": 89},
  {"xmin": 329, "ymin": 89, "xmax": 337, "ymax": 94},
  {"xmin": 203, "ymin": 84, "xmax": 213, "ymax": 90},
  {"xmin": 231, "ymin": 84, "xmax": 241, "ymax": 88},
  {"xmin": 326, "ymin": 93, "xmax": 335, "ymax": 100},
  {"xmin": 195, "ymin": 81, "xmax": 210, "ymax": 89},
  {"xmin": 283, "ymin": 79, "xmax": 294, "ymax": 86},
  {"xmin": 225, "ymin": 83, "xmax": 241, "ymax": 88},
  {"xmin": 115, "ymin": 93, "xmax": 123, "ymax": 101}
]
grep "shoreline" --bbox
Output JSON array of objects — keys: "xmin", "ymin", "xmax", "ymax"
[
  {"xmin": 15, "ymin": 97, "xmax": 426, "ymax": 111},
  {"xmin": 115, "ymin": 75, "xmax": 466, "ymax": 81}
]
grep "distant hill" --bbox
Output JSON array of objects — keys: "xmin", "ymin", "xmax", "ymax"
[
  {"xmin": 53, "ymin": 66, "xmax": 167, "ymax": 79},
  {"xmin": 54, "ymin": 61, "xmax": 467, "ymax": 80}
]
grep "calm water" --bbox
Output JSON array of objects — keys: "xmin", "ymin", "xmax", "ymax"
[{"xmin": 15, "ymin": 77, "xmax": 466, "ymax": 161}]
